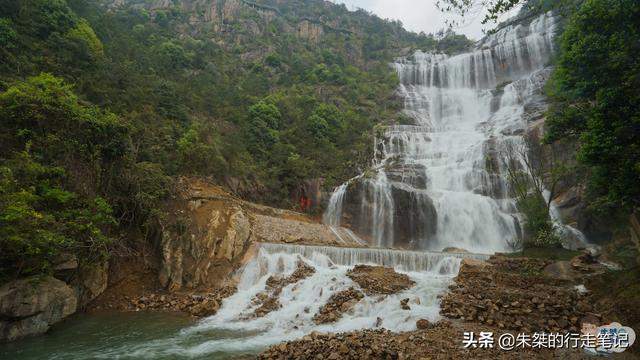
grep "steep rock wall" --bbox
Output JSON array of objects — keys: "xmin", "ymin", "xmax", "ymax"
[{"xmin": 158, "ymin": 178, "xmax": 361, "ymax": 291}]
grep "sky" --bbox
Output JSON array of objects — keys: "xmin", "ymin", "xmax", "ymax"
[{"xmin": 329, "ymin": 0, "xmax": 516, "ymax": 41}]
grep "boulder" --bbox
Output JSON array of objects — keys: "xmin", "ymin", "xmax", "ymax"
[
  {"xmin": 416, "ymin": 319, "xmax": 431, "ymax": 329},
  {"xmin": 73, "ymin": 262, "xmax": 109, "ymax": 308},
  {"xmin": 52, "ymin": 253, "xmax": 78, "ymax": 271},
  {"xmin": 0, "ymin": 276, "xmax": 77, "ymax": 341}
]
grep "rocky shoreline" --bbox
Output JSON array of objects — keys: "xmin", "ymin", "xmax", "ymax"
[
  {"xmin": 258, "ymin": 253, "xmax": 632, "ymax": 359},
  {"xmin": 257, "ymin": 321, "xmax": 588, "ymax": 359}
]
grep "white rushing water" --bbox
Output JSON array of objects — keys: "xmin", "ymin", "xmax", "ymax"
[
  {"xmin": 105, "ymin": 244, "xmax": 484, "ymax": 358},
  {"xmin": 324, "ymin": 11, "xmax": 570, "ymax": 253}
]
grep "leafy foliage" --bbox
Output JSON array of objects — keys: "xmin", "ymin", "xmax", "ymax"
[
  {"xmin": 502, "ymin": 139, "xmax": 563, "ymax": 249},
  {"xmin": 0, "ymin": 0, "xmax": 473, "ymax": 281},
  {"xmin": 0, "ymin": 150, "xmax": 114, "ymax": 280},
  {"xmin": 545, "ymin": 0, "xmax": 640, "ymax": 214}
]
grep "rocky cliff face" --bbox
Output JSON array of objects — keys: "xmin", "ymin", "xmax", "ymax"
[
  {"xmin": 0, "ymin": 257, "xmax": 108, "ymax": 342},
  {"xmin": 158, "ymin": 178, "xmax": 361, "ymax": 291},
  {"xmin": 107, "ymin": 0, "xmax": 342, "ymax": 43},
  {"xmin": 339, "ymin": 178, "xmax": 437, "ymax": 248},
  {"xmin": 528, "ymin": 123, "xmax": 611, "ymax": 243}
]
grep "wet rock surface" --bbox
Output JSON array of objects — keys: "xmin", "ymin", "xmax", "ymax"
[
  {"xmin": 339, "ymin": 180, "xmax": 437, "ymax": 248},
  {"xmin": 313, "ymin": 288, "xmax": 364, "ymax": 324},
  {"xmin": 440, "ymin": 257, "xmax": 596, "ymax": 333},
  {"xmin": 346, "ymin": 265, "xmax": 415, "ymax": 295}
]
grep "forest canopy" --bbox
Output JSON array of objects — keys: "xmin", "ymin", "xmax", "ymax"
[{"xmin": 0, "ymin": 0, "xmax": 471, "ymax": 281}]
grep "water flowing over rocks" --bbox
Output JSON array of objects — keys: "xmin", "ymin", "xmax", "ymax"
[
  {"xmin": 313, "ymin": 288, "xmax": 364, "ymax": 324},
  {"xmin": 257, "ymin": 242, "xmax": 488, "ymax": 272},
  {"xmin": 147, "ymin": 244, "xmax": 484, "ymax": 355},
  {"xmin": 259, "ymin": 254, "xmax": 610, "ymax": 359},
  {"xmin": 250, "ymin": 260, "xmax": 316, "ymax": 318},
  {"xmin": 0, "ymin": 277, "xmax": 77, "ymax": 341}
]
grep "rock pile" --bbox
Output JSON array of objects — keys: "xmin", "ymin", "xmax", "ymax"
[
  {"xmin": 265, "ymin": 260, "xmax": 316, "ymax": 289},
  {"xmin": 250, "ymin": 260, "xmax": 316, "ymax": 318},
  {"xmin": 258, "ymin": 321, "xmax": 573, "ymax": 359},
  {"xmin": 440, "ymin": 257, "xmax": 597, "ymax": 333},
  {"xmin": 346, "ymin": 265, "xmax": 414, "ymax": 295},
  {"xmin": 259, "ymin": 328, "xmax": 412, "ymax": 360},
  {"xmin": 128, "ymin": 285, "xmax": 236, "ymax": 317},
  {"xmin": 570, "ymin": 249, "xmax": 603, "ymax": 273},
  {"xmin": 313, "ymin": 288, "xmax": 364, "ymax": 324}
]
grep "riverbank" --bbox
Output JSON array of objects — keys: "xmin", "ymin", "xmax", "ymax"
[{"xmin": 259, "ymin": 252, "xmax": 639, "ymax": 359}]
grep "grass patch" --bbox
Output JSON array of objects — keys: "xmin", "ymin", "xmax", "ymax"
[
  {"xmin": 503, "ymin": 247, "xmax": 581, "ymax": 261},
  {"xmin": 587, "ymin": 268, "xmax": 640, "ymax": 338}
]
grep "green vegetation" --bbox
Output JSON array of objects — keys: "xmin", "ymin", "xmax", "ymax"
[
  {"xmin": 0, "ymin": 0, "xmax": 472, "ymax": 282},
  {"xmin": 504, "ymin": 247, "xmax": 581, "ymax": 261},
  {"xmin": 0, "ymin": 74, "xmax": 122, "ymax": 280},
  {"xmin": 502, "ymin": 138, "xmax": 566, "ymax": 249},
  {"xmin": 545, "ymin": 0, "xmax": 640, "ymax": 217}
]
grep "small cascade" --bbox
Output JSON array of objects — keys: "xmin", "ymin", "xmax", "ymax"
[
  {"xmin": 118, "ymin": 244, "xmax": 480, "ymax": 356},
  {"xmin": 323, "ymin": 183, "xmax": 347, "ymax": 226},
  {"xmin": 257, "ymin": 242, "xmax": 488, "ymax": 273},
  {"xmin": 544, "ymin": 190, "xmax": 589, "ymax": 250}
]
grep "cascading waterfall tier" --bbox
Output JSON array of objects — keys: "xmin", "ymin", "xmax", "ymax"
[
  {"xmin": 112, "ymin": 244, "xmax": 485, "ymax": 357},
  {"xmin": 258, "ymin": 242, "xmax": 489, "ymax": 272},
  {"xmin": 324, "ymin": 12, "xmax": 561, "ymax": 253}
]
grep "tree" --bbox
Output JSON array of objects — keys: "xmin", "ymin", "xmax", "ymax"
[
  {"xmin": 0, "ymin": 18, "xmax": 17, "ymax": 50},
  {"xmin": 545, "ymin": 0, "xmax": 640, "ymax": 213},
  {"xmin": 501, "ymin": 136, "xmax": 569, "ymax": 248},
  {"xmin": 0, "ymin": 73, "xmax": 130, "ymax": 177},
  {"xmin": 0, "ymin": 151, "xmax": 114, "ymax": 280},
  {"xmin": 65, "ymin": 19, "xmax": 104, "ymax": 61},
  {"xmin": 435, "ymin": 0, "xmax": 570, "ymax": 29},
  {"xmin": 246, "ymin": 101, "xmax": 282, "ymax": 160},
  {"xmin": 155, "ymin": 41, "xmax": 192, "ymax": 71}
]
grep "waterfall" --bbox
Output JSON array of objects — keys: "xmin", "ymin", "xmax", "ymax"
[
  {"xmin": 257, "ymin": 242, "xmax": 489, "ymax": 272},
  {"xmin": 323, "ymin": 183, "xmax": 347, "ymax": 226},
  {"xmin": 324, "ymin": 11, "xmax": 572, "ymax": 253},
  {"xmin": 149, "ymin": 244, "xmax": 478, "ymax": 354},
  {"xmin": 544, "ymin": 190, "xmax": 589, "ymax": 250}
]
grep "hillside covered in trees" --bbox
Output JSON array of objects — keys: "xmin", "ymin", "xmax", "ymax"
[{"xmin": 0, "ymin": 0, "xmax": 473, "ymax": 281}]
